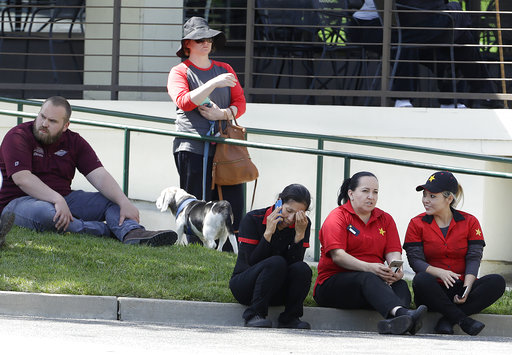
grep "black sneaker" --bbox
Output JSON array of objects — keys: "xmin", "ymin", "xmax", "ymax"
[
  {"xmin": 0, "ymin": 212, "xmax": 15, "ymax": 247},
  {"xmin": 405, "ymin": 305, "xmax": 427, "ymax": 335},
  {"xmin": 277, "ymin": 318, "xmax": 311, "ymax": 329},
  {"xmin": 434, "ymin": 317, "xmax": 454, "ymax": 335},
  {"xmin": 124, "ymin": 229, "xmax": 177, "ymax": 246},
  {"xmin": 377, "ymin": 315, "xmax": 413, "ymax": 335},
  {"xmin": 459, "ymin": 317, "xmax": 485, "ymax": 336},
  {"xmin": 244, "ymin": 315, "xmax": 272, "ymax": 328}
]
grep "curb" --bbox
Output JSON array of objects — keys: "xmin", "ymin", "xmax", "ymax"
[{"xmin": 1, "ymin": 290, "xmax": 511, "ymax": 337}]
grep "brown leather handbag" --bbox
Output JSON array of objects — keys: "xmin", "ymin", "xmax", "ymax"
[{"xmin": 211, "ymin": 119, "xmax": 258, "ymax": 199}]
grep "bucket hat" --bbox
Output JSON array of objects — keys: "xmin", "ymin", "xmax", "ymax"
[{"xmin": 176, "ymin": 17, "xmax": 226, "ymax": 58}]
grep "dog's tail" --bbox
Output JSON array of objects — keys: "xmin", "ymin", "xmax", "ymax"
[{"xmin": 156, "ymin": 188, "xmax": 171, "ymax": 212}]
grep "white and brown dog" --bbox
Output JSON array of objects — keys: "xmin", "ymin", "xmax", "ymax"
[{"xmin": 156, "ymin": 186, "xmax": 238, "ymax": 254}]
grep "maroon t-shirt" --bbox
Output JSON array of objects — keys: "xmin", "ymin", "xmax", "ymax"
[{"xmin": 0, "ymin": 121, "xmax": 103, "ymax": 213}]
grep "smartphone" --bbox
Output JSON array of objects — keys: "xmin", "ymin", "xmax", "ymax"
[
  {"xmin": 458, "ymin": 286, "xmax": 469, "ymax": 298},
  {"xmin": 200, "ymin": 97, "xmax": 212, "ymax": 107},
  {"xmin": 388, "ymin": 260, "xmax": 403, "ymax": 273}
]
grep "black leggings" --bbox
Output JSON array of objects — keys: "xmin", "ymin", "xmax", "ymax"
[
  {"xmin": 412, "ymin": 271, "xmax": 506, "ymax": 324},
  {"xmin": 314, "ymin": 271, "xmax": 412, "ymax": 318},
  {"xmin": 229, "ymin": 256, "xmax": 312, "ymax": 322}
]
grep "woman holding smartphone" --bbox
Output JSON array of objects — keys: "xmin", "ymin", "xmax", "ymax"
[
  {"xmin": 404, "ymin": 171, "xmax": 505, "ymax": 336},
  {"xmin": 314, "ymin": 171, "xmax": 426, "ymax": 335},
  {"xmin": 167, "ymin": 17, "xmax": 246, "ymax": 249},
  {"xmin": 229, "ymin": 184, "xmax": 312, "ymax": 329}
]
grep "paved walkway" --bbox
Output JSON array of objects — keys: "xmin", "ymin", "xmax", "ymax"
[{"xmin": 0, "ymin": 290, "xmax": 510, "ymax": 337}]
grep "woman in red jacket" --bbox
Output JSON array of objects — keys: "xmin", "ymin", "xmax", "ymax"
[
  {"xmin": 314, "ymin": 171, "xmax": 426, "ymax": 335},
  {"xmin": 404, "ymin": 171, "xmax": 505, "ymax": 336}
]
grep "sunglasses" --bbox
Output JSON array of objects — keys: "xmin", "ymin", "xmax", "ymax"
[{"xmin": 194, "ymin": 38, "xmax": 213, "ymax": 44}]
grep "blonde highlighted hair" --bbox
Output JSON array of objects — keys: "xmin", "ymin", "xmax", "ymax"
[{"xmin": 442, "ymin": 184, "xmax": 464, "ymax": 208}]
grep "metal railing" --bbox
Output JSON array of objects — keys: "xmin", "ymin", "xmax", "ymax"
[
  {"xmin": 3, "ymin": 97, "xmax": 512, "ymax": 260},
  {"xmin": 0, "ymin": 1, "xmax": 511, "ymax": 107}
]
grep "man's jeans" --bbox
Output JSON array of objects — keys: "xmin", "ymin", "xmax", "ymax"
[{"xmin": 1, "ymin": 190, "xmax": 142, "ymax": 242}]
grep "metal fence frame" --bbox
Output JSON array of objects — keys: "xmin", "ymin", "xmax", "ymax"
[
  {"xmin": 1, "ymin": 1, "xmax": 511, "ymax": 105},
  {"xmin": 2, "ymin": 97, "xmax": 512, "ymax": 260}
]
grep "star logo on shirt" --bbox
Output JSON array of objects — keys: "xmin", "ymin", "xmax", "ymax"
[
  {"xmin": 475, "ymin": 229, "xmax": 482, "ymax": 236},
  {"xmin": 428, "ymin": 175, "xmax": 436, "ymax": 182},
  {"xmin": 379, "ymin": 228, "xmax": 386, "ymax": 236}
]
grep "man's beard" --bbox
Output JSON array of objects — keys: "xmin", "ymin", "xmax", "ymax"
[{"xmin": 33, "ymin": 125, "xmax": 63, "ymax": 145}]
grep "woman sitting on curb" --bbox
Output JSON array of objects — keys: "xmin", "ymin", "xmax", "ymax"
[
  {"xmin": 404, "ymin": 171, "xmax": 505, "ymax": 336},
  {"xmin": 229, "ymin": 184, "xmax": 312, "ymax": 329},
  {"xmin": 314, "ymin": 171, "xmax": 426, "ymax": 335}
]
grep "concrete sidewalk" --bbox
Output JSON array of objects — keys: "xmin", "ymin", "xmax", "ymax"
[{"xmin": 0, "ymin": 290, "xmax": 510, "ymax": 337}]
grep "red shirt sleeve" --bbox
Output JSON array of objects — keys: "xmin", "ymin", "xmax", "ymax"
[
  {"xmin": 74, "ymin": 133, "xmax": 103, "ymax": 176},
  {"xmin": 211, "ymin": 61, "xmax": 246, "ymax": 118},
  {"xmin": 467, "ymin": 214, "xmax": 485, "ymax": 242},
  {"xmin": 167, "ymin": 62, "xmax": 196, "ymax": 112},
  {"xmin": 404, "ymin": 215, "xmax": 423, "ymax": 244},
  {"xmin": 2, "ymin": 126, "xmax": 34, "ymax": 177},
  {"xmin": 319, "ymin": 207, "xmax": 349, "ymax": 256}
]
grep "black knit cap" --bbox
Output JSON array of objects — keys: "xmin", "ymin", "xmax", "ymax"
[
  {"xmin": 176, "ymin": 17, "xmax": 226, "ymax": 58},
  {"xmin": 416, "ymin": 171, "xmax": 458, "ymax": 194}
]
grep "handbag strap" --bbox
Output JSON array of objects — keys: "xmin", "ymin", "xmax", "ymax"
[
  {"xmin": 202, "ymin": 121, "xmax": 216, "ymax": 200},
  {"xmin": 218, "ymin": 119, "xmax": 237, "ymax": 135},
  {"xmin": 216, "ymin": 179, "xmax": 258, "ymax": 211}
]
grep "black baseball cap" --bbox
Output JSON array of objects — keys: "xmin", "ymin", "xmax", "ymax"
[{"xmin": 416, "ymin": 171, "xmax": 458, "ymax": 194}]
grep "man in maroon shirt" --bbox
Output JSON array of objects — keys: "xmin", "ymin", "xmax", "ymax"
[{"xmin": 0, "ymin": 96, "xmax": 176, "ymax": 246}]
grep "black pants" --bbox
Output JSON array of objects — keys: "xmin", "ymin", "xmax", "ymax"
[
  {"xmin": 174, "ymin": 150, "xmax": 244, "ymax": 250},
  {"xmin": 346, "ymin": 17, "xmax": 417, "ymax": 93},
  {"xmin": 229, "ymin": 256, "xmax": 312, "ymax": 322},
  {"xmin": 412, "ymin": 271, "xmax": 506, "ymax": 324},
  {"xmin": 314, "ymin": 271, "xmax": 411, "ymax": 318},
  {"xmin": 398, "ymin": 1, "xmax": 495, "ymax": 99}
]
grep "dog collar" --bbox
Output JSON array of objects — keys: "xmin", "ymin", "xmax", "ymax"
[{"xmin": 176, "ymin": 198, "xmax": 196, "ymax": 219}]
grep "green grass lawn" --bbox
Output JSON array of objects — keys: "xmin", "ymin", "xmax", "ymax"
[{"xmin": 0, "ymin": 226, "xmax": 510, "ymax": 314}]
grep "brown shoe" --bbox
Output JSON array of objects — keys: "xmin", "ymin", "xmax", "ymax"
[
  {"xmin": 123, "ymin": 229, "xmax": 177, "ymax": 246},
  {"xmin": 0, "ymin": 212, "xmax": 15, "ymax": 247}
]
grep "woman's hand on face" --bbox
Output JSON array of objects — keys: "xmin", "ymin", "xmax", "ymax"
[
  {"xmin": 210, "ymin": 72, "xmax": 237, "ymax": 88},
  {"xmin": 294, "ymin": 210, "xmax": 307, "ymax": 243},
  {"xmin": 263, "ymin": 206, "xmax": 282, "ymax": 242}
]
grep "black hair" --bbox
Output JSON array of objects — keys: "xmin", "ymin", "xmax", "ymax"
[
  {"xmin": 337, "ymin": 171, "xmax": 377, "ymax": 206},
  {"xmin": 278, "ymin": 184, "xmax": 311, "ymax": 210}
]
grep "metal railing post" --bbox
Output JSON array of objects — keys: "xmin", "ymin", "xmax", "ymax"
[
  {"xmin": 380, "ymin": 0, "xmax": 392, "ymax": 107},
  {"xmin": 123, "ymin": 128, "xmax": 131, "ymax": 195},
  {"xmin": 314, "ymin": 139, "xmax": 324, "ymax": 262},
  {"xmin": 17, "ymin": 103, "xmax": 23, "ymax": 125},
  {"xmin": 344, "ymin": 158, "xmax": 351, "ymax": 180},
  {"xmin": 111, "ymin": 0, "xmax": 122, "ymax": 100},
  {"xmin": 244, "ymin": 0, "xmax": 255, "ymax": 101}
]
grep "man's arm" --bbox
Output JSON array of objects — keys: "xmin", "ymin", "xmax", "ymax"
[
  {"xmin": 11, "ymin": 170, "xmax": 73, "ymax": 231},
  {"xmin": 85, "ymin": 167, "xmax": 140, "ymax": 225}
]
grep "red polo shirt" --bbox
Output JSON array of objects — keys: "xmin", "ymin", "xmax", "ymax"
[
  {"xmin": 0, "ymin": 121, "xmax": 102, "ymax": 213},
  {"xmin": 403, "ymin": 209, "xmax": 485, "ymax": 281},
  {"xmin": 314, "ymin": 202, "xmax": 402, "ymax": 292}
]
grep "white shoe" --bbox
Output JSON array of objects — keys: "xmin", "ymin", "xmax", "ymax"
[
  {"xmin": 395, "ymin": 99, "xmax": 413, "ymax": 108},
  {"xmin": 440, "ymin": 103, "xmax": 467, "ymax": 109}
]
